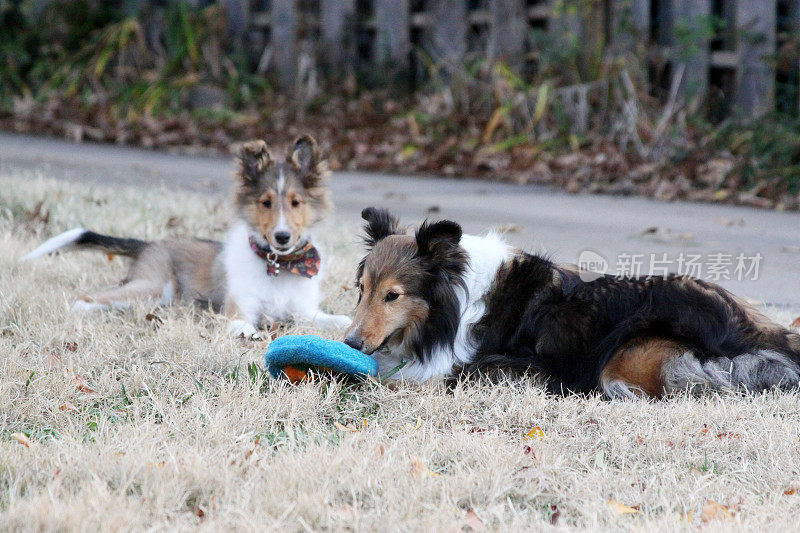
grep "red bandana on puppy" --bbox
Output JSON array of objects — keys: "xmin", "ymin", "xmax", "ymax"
[{"xmin": 248, "ymin": 236, "xmax": 320, "ymax": 278}]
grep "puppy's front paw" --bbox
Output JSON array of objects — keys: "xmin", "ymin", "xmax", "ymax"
[
  {"xmin": 314, "ymin": 314, "xmax": 353, "ymax": 330},
  {"xmin": 71, "ymin": 299, "xmax": 110, "ymax": 313},
  {"xmin": 229, "ymin": 319, "xmax": 261, "ymax": 340}
]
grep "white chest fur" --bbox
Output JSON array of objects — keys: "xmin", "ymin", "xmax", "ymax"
[
  {"xmin": 393, "ymin": 232, "xmax": 511, "ymax": 381},
  {"xmin": 222, "ymin": 221, "xmax": 324, "ymax": 325}
]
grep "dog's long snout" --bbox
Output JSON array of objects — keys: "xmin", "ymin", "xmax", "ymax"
[
  {"xmin": 344, "ymin": 331, "xmax": 364, "ymax": 351},
  {"xmin": 274, "ymin": 231, "xmax": 291, "ymax": 246}
]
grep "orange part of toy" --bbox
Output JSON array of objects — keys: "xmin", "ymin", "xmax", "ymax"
[{"xmin": 282, "ymin": 365, "xmax": 311, "ymax": 383}]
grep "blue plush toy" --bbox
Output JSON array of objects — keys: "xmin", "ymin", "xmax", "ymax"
[{"xmin": 265, "ymin": 334, "xmax": 379, "ymax": 382}]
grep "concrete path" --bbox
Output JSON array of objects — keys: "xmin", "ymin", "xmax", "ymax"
[{"xmin": 1, "ymin": 132, "xmax": 798, "ymax": 307}]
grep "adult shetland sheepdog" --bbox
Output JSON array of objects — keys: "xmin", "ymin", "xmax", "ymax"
[
  {"xmin": 20, "ymin": 136, "xmax": 351, "ymax": 338},
  {"xmin": 344, "ymin": 207, "xmax": 800, "ymax": 398}
]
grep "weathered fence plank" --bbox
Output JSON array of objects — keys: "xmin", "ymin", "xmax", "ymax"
[
  {"xmin": 271, "ymin": 0, "xmax": 297, "ymax": 87},
  {"xmin": 425, "ymin": 0, "xmax": 468, "ymax": 69},
  {"xmin": 221, "ymin": 0, "xmax": 250, "ymax": 48},
  {"xmin": 719, "ymin": 0, "xmax": 737, "ymax": 50},
  {"xmin": 230, "ymin": 0, "xmax": 790, "ymax": 117},
  {"xmin": 321, "ymin": 0, "xmax": 355, "ymax": 72},
  {"xmin": 672, "ymin": 0, "xmax": 711, "ymax": 105},
  {"xmin": 374, "ymin": 0, "xmax": 410, "ymax": 68},
  {"xmin": 490, "ymin": 0, "xmax": 528, "ymax": 66},
  {"xmin": 655, "ymin": 0, "xmax": 673, "ymax": 45},
  {"xmin": 789, "ymin": 0, "xmax": 800, "ymax": 112},
  {"xmin": 735, "ymin": 0, "xmax": 777, "ymax": 117}
]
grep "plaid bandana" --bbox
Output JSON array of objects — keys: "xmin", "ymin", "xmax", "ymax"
[{"xmin": 248, "ymin": 236, "xmax": 320, "ymax": 278}]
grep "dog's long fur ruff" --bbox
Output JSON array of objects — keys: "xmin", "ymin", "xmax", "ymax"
[
  {"xmin": 345, "ymin": 208, "xmax": 800, "ymax": 398},
  {"xmin": 20, "ymin": 136, "xmax": 351, "ymax": 336}
]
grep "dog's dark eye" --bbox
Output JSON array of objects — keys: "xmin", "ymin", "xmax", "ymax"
[
  {"xmin": 358, "ymin": 283, "xmax": 364, "ymax": 293},
  {"xmin": 385, "ymin": 291, "xmax": 399, "ymax": 302},
  {"xmin": 291, "ymin": 199, "xmax": 301, "ymax": 208},
  {"xmin": 262, "ymin": 199, "xmax": 272, "ymax": 208}
]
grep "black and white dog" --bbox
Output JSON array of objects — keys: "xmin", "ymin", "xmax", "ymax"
[{"xmin": 343, "ymin": 207, "xmax": 800, "ymax": 398}]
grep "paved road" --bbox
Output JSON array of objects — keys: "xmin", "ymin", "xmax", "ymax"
[{"xmin": 1, "ymin": 132, "xmax": 798, "ymax": 307}]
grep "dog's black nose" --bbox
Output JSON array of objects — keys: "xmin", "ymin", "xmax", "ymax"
[
  {"xmin": 344, "ymin": 334, "xmax": 363, "ymax": 351},
  {"xmin": 274, "ymin": 231, "xmax": 291, "ymax": 245}
]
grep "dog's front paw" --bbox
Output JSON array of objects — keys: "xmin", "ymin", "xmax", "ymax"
[
  {"xmin": 229, "ymin": 319, "xmax": 261, "ymax": 340},
  {"xmin": 71, "ymin": 299, "xmax": 110, "ymax": 313},
  {"xmin": 314, "ymin": 313, "xmax": 353, "ymax": 330}
]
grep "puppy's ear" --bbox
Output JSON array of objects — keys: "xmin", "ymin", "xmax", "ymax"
[
  {"xmin": 236, "ymin": 140, "xmax": 272, "ymax": 181},
  {"xmin": 361, "ymin": 207, "xmax": 400, "ymax": 248},
  {"xmin": 415, "ymin": 219, "xmax": 463, "ymax": 265},
  {"xmin": 289, "ymin": 135, "xmax": 319, "ymax": 174}
]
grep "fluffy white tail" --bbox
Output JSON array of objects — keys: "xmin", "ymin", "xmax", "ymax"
[{"xmin": 19, "ymin": 228, "xmax": 88, "ymax": 262}]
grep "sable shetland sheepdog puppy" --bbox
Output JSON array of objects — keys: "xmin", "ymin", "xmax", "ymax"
[
  {"xmin": 344, "ymin": 207, "xmax": 800, "ymax": 398},
  {"xmin": 20, "ymin": 136, "xmax": 352, "ymax": 337}
]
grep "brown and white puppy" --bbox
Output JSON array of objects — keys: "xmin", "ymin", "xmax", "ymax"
[
  {"xmin": 344, "ymin": 207, "xmax": 800, "ymax": 398},
  {"xmin": 20, "ymin": 136, "xmax": 351, "ymax": 337}
]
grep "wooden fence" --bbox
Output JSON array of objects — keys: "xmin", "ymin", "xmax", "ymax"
[{"xmin": 217, "ymin": 0, "xmax": 798, "ymax": 118}]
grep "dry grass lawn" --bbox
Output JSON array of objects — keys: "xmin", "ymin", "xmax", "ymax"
[{"xmin": 2, "ymin": 175, "xmax": 800, "ymax": 531}]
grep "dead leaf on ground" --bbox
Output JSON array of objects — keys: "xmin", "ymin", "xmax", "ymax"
[
  {"xmin": 701, "ymin": 500, "xmax": 733, "ymax": 523},
  {"xmin": 465, "ymin": 508, "xmax": 483, "ymax": 530},
  {"xmin": 522, "ymin": 445, "xmax": 534, "ymax": 456},
  {"xmin": 549, "ymin": 504, "xmax": 561, "ymax": 525},
  {"xmin": 715, "ymin": 217, "xmax": 745, "ymax": 227},
  {"xmin": 410, "ymin": 456, "xmax": 441, "ymax": 478},
  {"xmin": 637, "ymin": 226, "xmax": 694, "ymax": 243},
  {"xmin": 70, "ymin": 372, "xmax": 98, "ymax": 395},
  {"xmin": 145, "ymin": 313, "xmax": 164, "ymax": 325},
  {"xmin": 525, "ymin": 426, "xmax": 545, "ymax": 439},
  {"xmin": 59, "ymin": 401, "xmax": 79, "ymax": 412},
  {"xmin": 405, "ymin": 417, "xmax": 422, "ymax": 433},
  {"xmin": 11, "ymin": 433, "xmax": 32, "ymax": 448},
  {"xmin": 374, "ymin": 443, "xmax": 386, "ymax": 459},
  {"xmin": 166, "ymin": 216, "xmax": 183, "ymax": 229},
  {"xmin": 24, "ymin": 200, "xmax": 50, "ymax": 230},
  {"xmin": 334, "ymin": 420, "xmax": 365, "ymax": 433},
  {"xmin": 607, "ymin": 499, "xmax": 640, "ymax": 515}
]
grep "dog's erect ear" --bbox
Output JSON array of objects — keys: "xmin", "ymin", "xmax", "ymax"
[
  {"xmin": 361, "ymin": 207, "xmax": 400, "ymax": 248},
  {"xmin": 415, "ymin": 219, "xmax": 463, "ymax": 261},
  {"xmin": 236, "ymin": 140, "xmax": 272, "ymax": 181},
  {"xmin": 289, "ymin": 135, "xmax": 319, "ymax": 175}
]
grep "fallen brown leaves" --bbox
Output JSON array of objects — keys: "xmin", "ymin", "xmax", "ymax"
[
  {"xmin": 607, "ymin": 499, "xmax": 640, "ymax": 515},
  {"xmin": 71, "ymin": 372, "xmax": 98, "ymax": 395},
  {"xmin": 525, "ymin": 426, "xmax": 545, "ymax": 439},
  {"xmin": 59, "ymin": 401, "xmax": 79, "ymax": 412},
  {"xmin": 3, "ymin": 91, "xmax": 797, "ymax": 211},
  {"xmin": 11, "ymin": 433, "xmax": 32, "ymax": 448},
  {"xmin": 700, "ymin": 500, "xmax": 733, "ymax": 523},
  {"xmin": 333, "ymin": 420, "xmax": 365, "ymax": 433},
  {"xmin": 410, "ymin": 456, "xmax": 441, "ymax": 478},
  {"xmin": 464, "ymin": 508, "xmax": 483, "ymax": 530}
]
